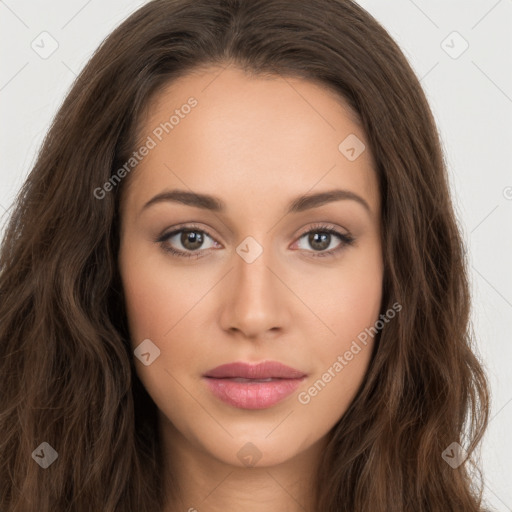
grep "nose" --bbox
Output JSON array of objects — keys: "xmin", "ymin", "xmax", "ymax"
[{"xmin": 219, "ymin": 245, "xmax": 290, "ymax": 340}]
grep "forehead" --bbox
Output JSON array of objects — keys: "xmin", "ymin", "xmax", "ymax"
[{"xmin": 123, "ymin": 65, "xmax": 379, "ymax": 219}]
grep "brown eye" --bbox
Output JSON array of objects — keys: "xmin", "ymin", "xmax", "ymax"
[
  {"xmin": 157, "ymin": 226, "xmax": 219, "ymax": 259},
  {"xmin": 156, "ymin": 223, "xmax": 355, "ymax": 260},
  {"xmin": 307, "ymin": 232, "xmax": 331, "ymax": 251},
  {"xmin": 294, "ymin": 224, "xmax": 355, "ymax": 258},
  {"xmin": 179, "ymin": 230, "xmax": 205, "ymax": 251}
]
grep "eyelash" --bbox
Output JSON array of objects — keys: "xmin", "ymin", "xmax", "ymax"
[{"xmin": 156, "ymin": 222, "xmax": 355, "ymax": 260}]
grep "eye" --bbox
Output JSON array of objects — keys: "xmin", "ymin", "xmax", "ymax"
[
  {"xmin": 156, "ymin": 224, "xmax": 219, "ymax": 259},
  {"xmin": 293, "ymin": 223, "xmax": 355, "ymax": 258},
  {"xmin": 156, "ymin": 222, "xmax": 355, "ymax": 259}
]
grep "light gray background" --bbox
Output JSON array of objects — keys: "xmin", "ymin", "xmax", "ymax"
[{"xmin": 1, "ymin": 0, "xmax": 511, "ymax": 509}]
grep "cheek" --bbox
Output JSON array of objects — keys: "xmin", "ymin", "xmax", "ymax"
[
  {"xmin": 118, "ymin": 250, "xmax": 198, "ymax": 420},
  {"xmin": 294, "ymin": 244, "xmax": 383, "ymax": 352},
  {"xmin": 324, "ymin": 267, "xmax": 382, "ymax": 345},
  {"xmin": 118, "ymin": 243, "xmax": 208, "ymax": 385},
  {"xmin": 295, "ymin": 344, "xmax": 373, "ymax": 439},
  {"xmin": 294, "ymin": 251, "xmax": 382, "ymax": 421},
  {"xmin": 120, "ymin": 273, "xmax": 169, "ymax": 349},
  {"xmin": 295, "ymin": 277, "xmax": 381, "ymax": 428},
  {"xmin": 119, "ymin": 242, "xmax": 194, "ymax": 343},
  {"xmin": 122, "ymin": 274, "xmax": 164, "ymax": 341}
]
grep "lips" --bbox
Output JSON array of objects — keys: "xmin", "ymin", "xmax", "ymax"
[
  {"xmin": 203, "ymin": 361, "xmax": 307, "ymax": 409},
  {"xmin": 203, "ymin": 361, "xmax": 307, "ymax": 380}
]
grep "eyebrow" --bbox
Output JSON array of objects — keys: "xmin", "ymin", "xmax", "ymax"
[{"xmin": 141, "ymin": 188, "xmax": 371, "ymax": 216}]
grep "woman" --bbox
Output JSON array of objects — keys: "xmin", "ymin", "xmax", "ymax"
[{"xmin": 0, "ymin": 0, "xmax": 491, "ymax": 510}]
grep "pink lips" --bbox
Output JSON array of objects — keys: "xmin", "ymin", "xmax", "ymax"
[{"xmin": 203, "ymin": 361, "xmax": 307, "ymax": 410}]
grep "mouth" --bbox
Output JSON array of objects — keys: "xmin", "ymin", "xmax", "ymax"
[{"xmin": 202, "ymin": 361, "xmax": 307, "ymax": 410}]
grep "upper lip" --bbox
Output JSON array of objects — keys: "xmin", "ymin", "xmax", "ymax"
[{"xmin": 203, "ymin": 361, "xmax": 307, "ymax": 379}]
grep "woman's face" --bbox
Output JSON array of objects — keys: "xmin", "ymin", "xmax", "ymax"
[{"xmin": 118, "ymin": 65, "xmax": 383, "ymax": 469}]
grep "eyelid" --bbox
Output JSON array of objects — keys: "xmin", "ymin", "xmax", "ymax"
[{"xmin": 295, "ymin": 222, "xmax": 349, "ymax": 239}]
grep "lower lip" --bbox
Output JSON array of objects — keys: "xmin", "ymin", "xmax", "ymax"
[{"xmin": 203, "ymin": 377, "xmax": 305, "ymax": 409}]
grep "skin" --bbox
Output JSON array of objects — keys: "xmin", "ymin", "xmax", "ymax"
[{"xmin": 118, "ymin": 65, "xmax": 383, "ymax": 512}]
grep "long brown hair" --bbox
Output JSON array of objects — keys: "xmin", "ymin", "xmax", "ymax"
[{"xmin": 0, "ymin": 0, "xmax": 491, "ymax": 510}]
